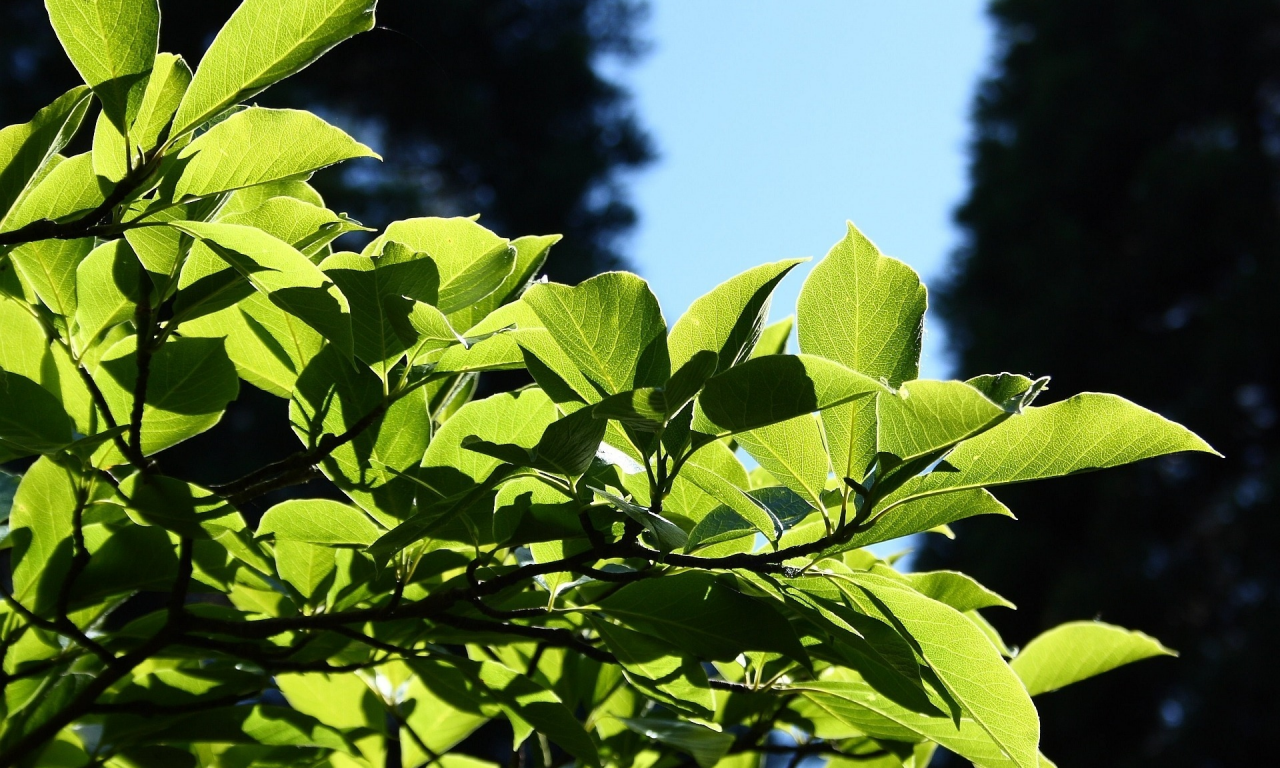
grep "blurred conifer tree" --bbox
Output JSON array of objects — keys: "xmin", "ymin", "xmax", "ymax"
[{"xmin": 924, "ymin": 1, "xmax": 1280, "ymax": 764}]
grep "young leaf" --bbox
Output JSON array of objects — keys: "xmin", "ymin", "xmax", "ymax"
[
  {"xmin": 45, "ymin": 0, "xmax": 159, "ymax": 132},
  {"xmin": 532, "ymin": 405, "xmax": 608, "ymax": 476},
  {"xmin": 696, "ymin": 353, "xmax": 886, "ymax": 435},
  {"xmin": 592, "ymin": 485, "xmax": 689, "ymax": 552},
  {"xmin": 172, "ymin": 0, "xmax": 377, "ymax": 137},
  {"xmin": 836, "ymin": 571, "xmax": 1040, "ymax": 768},
  {"xmin": 524, "ymin": 271, "xmax": 670, "ymax": 394},
  {"xmin": 447, "ymin": 233, "xmax": 559, "ymax": 332},
  {"xmin": 667, "ymin": 258, "xmax": 806, "ymax": 374},
  {"xmin": 258, "ymin": 499, "xmax": 384, "ymax": 546},
  {"xmin": 878, "ymin": 393, "xmax": 1219, "ymax": 509},
  {"xmin": 0, "ymin": 86, "xmax": 91, "ymax": 226},
  {"xmin": 1010, "ymin": 621, "xmax": 1176, "ymax": 696},
  {"xmin": 174, "ymin": 108, "xmax": 377, "ymax": 199},
  {"xmin": 797, "ymin": 221, "xmax": 927, "ymax": 387},
  {"xmin": 171, "ymin": 221, "xmax": 354, "ymax": 359},
  {"xmin": 678, "ymin": 459, "xmax": 782, "ymax": 541}
]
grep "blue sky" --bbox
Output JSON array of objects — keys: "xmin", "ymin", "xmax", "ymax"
[{"xmin": 621, "ymin": 1, "xmax": 992, "ymax": 380}]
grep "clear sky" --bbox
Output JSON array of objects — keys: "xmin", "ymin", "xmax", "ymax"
[{"xmin": 622, "ymin": 1, "xmax": 993, "ymax": 380}]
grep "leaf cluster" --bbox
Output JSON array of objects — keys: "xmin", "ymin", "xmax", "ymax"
[{"xmin": 0, "ymin": 2, "xmax": 1216, "ymax": 767}]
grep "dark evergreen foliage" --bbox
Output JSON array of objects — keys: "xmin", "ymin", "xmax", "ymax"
[{"xmin": 925, "ymin": 1, "xmax": 1280, "ymax": 764}]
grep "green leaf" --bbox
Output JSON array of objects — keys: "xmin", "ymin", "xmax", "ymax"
[
  {"xmin": 524, "ymin": 272, "xmax": 670, "ymax": 395},
  {"xmin": 598, "ymin": 572, "xmax": 807, "ymax": 662},
  {"xmin": 877, "ymin": 380, "xmax": 1007, "ymax": 463},
  {"xmin": 696, "ymin": 353, "xmax": 886, "ymax": 435},
  {"xmin": 7, "ymin": 457, "xmax": 81, "ymax": 613},
  {"xmin": 129, "ymin": 52, "xmax": 192, "ymax": 151},
  {"xmin": 751, "ymin": 316, "xmax": 793, "ymax": 358},
  {"xmin": 668, "ymin": 258, "xmax": 806, "ymax": 374},
  {"xmin": 686, "ymin": 485, "xmax": 814, "ymax": 551},
  {"xmin": 172, "ymin": 0, "xmax": 377, "ymax": 137},
  {"xmin": 797, "ymin": 221, "xmax": 927, "ymax": 387},
  {"xmin": 617, "ymin": 717, "xmax": 733, "ymax": 768},
  {"xmin": 75, "ymin": 239, "xmax": 141, "ymax": 348},
  {"xmin": 593, "ymin": 350, "xmax": 719, "ymax": 430},
  {"xmin": 179, "ymin": 291, "xmax": 324, "ymax": 398},
  {"xmin": 421, "ymin": 389, "xmax": 560, "ymax": 500},
  {"xmin": 45, "ymin": 0, "xmax": 159, "ymax": 132},
  {"xmin": 221, "ymin": 196, "xmax": 369, "ymax": 261},
  {"xmin": 878, "ymin": 394, "xmax": 1220, "ymax": 510},
  {"xmin": 123, "ymin": 195, "xmax": 222, "ymax": 299},
  {"xmin": 258, "ymin": 499, "xmax": 383, "ymax": 546},
  {"xmin": 592, "ymin": 485, "xmax": 689, "ymax": 552},
  {"xmin": 791, "ymin": 677, "xmax": 1025, "ymax": 768},
  {"xmin": 95, "ymin": 335, "xmax": 239, "ymax": 458},
  {"xmin": 91, "ymin": 108, "xmax": 130, "ymax": 183},
  {"xmin": 1010, "ymin": 621, "xmax": 1176, "ymax": 696},
  {"xmin": 0, "ymin": 370, "xmax": 73, "ymax": 454},
  {"xmin": 320, "ymin": 244, "xmax": 441, "ymax": 377},
  {"xmin": 0, "ymin": 298, "xmax": 96, "ymax": 437},
  {"xmin": 848, "ymin": 488, "xmax": 1012, "ymax": 550},
  {"xmin": 174, "ymin": 107, "xmax": 378, "ymax": 199},
  {"xmin": 365, "ymin": 216, "xmax": 517, "ymax": 315},
  {"xmin": 678, "ymin": 459, "xmax": 782, "ymax": 541},
  {"xmin": 172, "ymin": 220, "xmax": 354, "ymax": 358},
  {"xmin": 118, "ymin": 473, "xmax": 243, "ymax": 539},
  {"xmin": 276, "ymin": 672, "xmax": 386, "ymax": 765},
  {"xmin": 902, "ymin": 570, "xmax": 1015, "ymax": 612},
  {"xmin": 7, "ymin": 237, "xmax": 91, "ymax": 317},
  {"xmin": 447, "ymin": 233, "xmax": 559, "ymax": 332},
  {"xmin": 532, "ymin": 404, "xmax": 609, "ymax": 476},
  {"xmin": 590, "ymin": 619, "xmax": 715, "ymax": 719},
  {"xmin": 737, "ymin": 413, "xmax": 829, "ymax": 509},
  {"xmin": 123, "ymin": 704, "xmax": 353, "ymax": 751},
  {"xmin": 835, "ymin": 571, "xmax": 1040, "ymax": 768},
  {"xmin": 2, "ymin": 152, "xmax": 109, "ymax": 233},
  {"xmin": 441, "ymin": 657, "xmax": 598, "ymax": 764},
  {"xmin": 290, "ymin": 345, "xmax": 431, "ymax": 524},
  {"xmin": 274, "ymin": 539, "xmax": 336, "ymax": 601},
  {"xmin": 966, "ymin": 373, "xmax": 1049, "ymax": 413},
  {"xmin": 0, "ymin": 86, "xmax": 92, "ymax": 226}
]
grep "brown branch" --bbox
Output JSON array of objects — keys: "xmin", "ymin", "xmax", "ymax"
[
  {"xmin": 0, "ymin": 152, "xmax": 161, "ymax": 248},
  {"xmin": 212, "ymin": 401, "xmax": 389, "ymax": 504}
]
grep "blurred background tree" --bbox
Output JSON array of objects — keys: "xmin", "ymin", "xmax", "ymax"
[
  {"xmin": 0, "ymin": 0, "xmax": 652, "ymax": 497},
  {"xmin": 922, "ymin": 0, "xmax": 1279, "ymax": 765}
]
